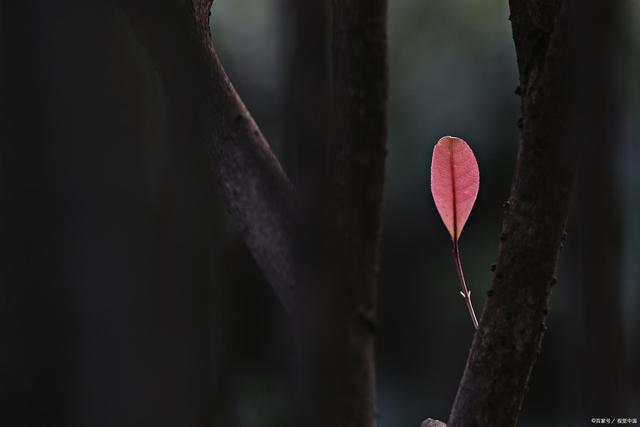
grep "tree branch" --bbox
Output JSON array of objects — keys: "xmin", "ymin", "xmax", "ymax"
[
  {"xmin": 116, "ymin": 3, "xmax": 388, "ymax": 425},
  {"xmin": 114, "ymin": 0, "xmax": 298, "ymax": 312},
  {"xmin": 328, "ymin": 0, "xmax": 388, "ymax": 332},
  {"xmin": 447, "ymin": 0, "xmax": 580, "ymax": 425},
  {"xmin": 291, "ymin": 2, "xmax": 388, "ymax": 426}
]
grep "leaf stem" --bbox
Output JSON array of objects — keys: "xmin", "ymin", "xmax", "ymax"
[{"xmin": 452, "ymin": 240, "xmax": 479, "ymax": 330}]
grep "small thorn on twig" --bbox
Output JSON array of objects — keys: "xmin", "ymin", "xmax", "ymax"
[
  {"xmin": 503, "ymin": 200, "xmax": 511, "ymax": 210},
  {"xmin": 460, "ymin": 291, "xmax": 466, "ymax": 298},
  {"xmin": 550, "ymin": 276, "xmax": 557, "ymax": 287},
  {"xmin": 490, "ymin": 263, "xmax": 496, "ymax": 272}
]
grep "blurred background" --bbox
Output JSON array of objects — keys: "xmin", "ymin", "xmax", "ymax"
[{"xmin": 1, "ymin": 0, "xmax": 638, "ymax": 426}]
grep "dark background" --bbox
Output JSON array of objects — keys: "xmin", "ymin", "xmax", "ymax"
[{"xmin": 1, "ymin": 1, "xmax": 638, "ymax": 426}]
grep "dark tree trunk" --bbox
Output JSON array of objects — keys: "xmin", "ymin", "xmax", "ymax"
[
  {"xmin": 280, "ymin": 0, "xmax": 331, "ymax": 190},
  {"xmin": 128, "ymin": 0, "xmax": 299, "ymax": 310},
  {"xmin": 292, "ymin": 1, "xmax": 388, "ymax": 426},
  {"xmin": 444, "ymin": 0, "xmax": 587, "ymax": 425},
  {"xmin": 114, "ymin": 1, "xmax": 388, "ymax": 426}
]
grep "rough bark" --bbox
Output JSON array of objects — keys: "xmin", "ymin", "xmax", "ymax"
[
  {"xmin": 114, "ymin": 0, "xmax": 298, "ymax": 312},
  {"xmin": 446, "ymin": 0, "xmax": 580, "ymax": 425},
  {"xmin": 114, "ymin": 1, "xmax": 388, "ymax": 426}
]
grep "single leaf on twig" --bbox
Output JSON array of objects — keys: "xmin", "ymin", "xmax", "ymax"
[
  {"xmin": 430, "ymin": 136, "xmax": 479, "ymax": 241},
  {"xmin": 430, "ymin": 136, "xmax": 480, "ymax": 329}
]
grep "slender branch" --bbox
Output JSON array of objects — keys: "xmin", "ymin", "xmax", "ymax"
[
  {"xmin": 291, "ymin": 2, "xmax": 389, "ymax": 426},
  {"xmin": 114, "ymin": 0, "xmax": 298, "ymax": 312},
  {"xmin": 447, "ymin": 0, "xmax": 581, "ymax": 425},
  {"xmin": 452, "ymin": 241, "xmax": 478, "ymax": 330}
]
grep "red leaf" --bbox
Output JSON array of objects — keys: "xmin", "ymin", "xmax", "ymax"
[{"xmin": 430, "ymin": 136, "xmax": 480, "ymax": 241}]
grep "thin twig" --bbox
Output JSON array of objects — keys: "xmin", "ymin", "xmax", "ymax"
[{"xmin": 452, "ymin": 240, "xmax": 478, "ymax": 330}]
